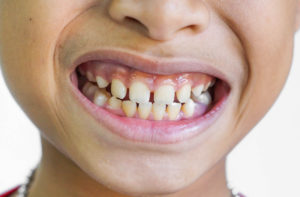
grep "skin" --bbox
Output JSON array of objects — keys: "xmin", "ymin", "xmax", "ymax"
[{"xmin": 0, "ymin": 0, "xmax": 300, "ymax": 197}]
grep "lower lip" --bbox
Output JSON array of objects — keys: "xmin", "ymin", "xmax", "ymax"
[{"xmin": 69, "ymin": 72, "xmax": 229, "ymax": 144}]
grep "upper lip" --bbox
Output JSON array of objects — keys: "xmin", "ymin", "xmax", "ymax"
[{"xmin": 70, "ymin": 48, "xmax": 230, "ymax": 86}]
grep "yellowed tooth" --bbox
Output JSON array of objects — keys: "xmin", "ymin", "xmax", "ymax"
[
  {"xmin": 93, "ymin": 89, "xmax": 110, "ymax": 106},
  {"xmin": 192, "ymin": 84, "xmax": 204, "ymax": 97},
  {"xmin": 82, "ymin": 82, "xmax": 92, "ymax": 95},
  {"xmin": 138, "ymin": 102, "xmax": 152, "ymax": 119},
  {"xmin": 129, "ymin": 81, "xmax": 150, "ymax": 103},
  {"xmin": 176, "ymin": 84, "xmax": 191, "ymax": 103},
  {"xmin": 154, "ymin": 85, "xmax": 175, "ymax": 104},
  {"xmin": 86, "ymin": 71, "xmax": 96, "ymax": 82},
  {"xmin": 108, "ymin": 96, "xmax": 122, "ymax": 110},
  {"xmin": 152, "ymin": 103, "xmax": 166, "ymax": 121},
  {"xmin": 96, "ymin": 76, "xmax": 109, "ymax": 88},
  {"xmin": 182, "ymin": 99, "xmax": 196, "ymax": 117},
  {"xmin": 111, "ymin": 79, "xmax": 127, "ymax": 99},
  {"xmin": 193, "ymin": 92, "xmax": 212, "ymax": 105},
  {"xmin": 122, "ymin": 101, "xmax": 137, "ymax": 117},
  {"xmin": 167, "ymin": 103, "xmax": 181, "ymax": 120}
]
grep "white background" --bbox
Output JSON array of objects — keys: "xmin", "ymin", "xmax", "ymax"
[{"xmin": 0, "ymin": 33, "xmax": 299, "ymax": 197}]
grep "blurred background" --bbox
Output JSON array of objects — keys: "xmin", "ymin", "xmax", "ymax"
[{"xmin": 1, "ymin": 33, "xmax": 299, "ymax": 197}]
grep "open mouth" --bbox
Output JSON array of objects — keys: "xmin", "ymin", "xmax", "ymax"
[{"xmin": 69, "ymin": 51, "xmax": 231, "ymax": 144}]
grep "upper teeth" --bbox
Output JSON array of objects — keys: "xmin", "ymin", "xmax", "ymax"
[{"xmin": 80, "ymin": 69, "xmax": 215, "ymax": 120}]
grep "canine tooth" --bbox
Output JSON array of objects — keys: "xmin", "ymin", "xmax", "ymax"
[
  {"xmin": 93, "ymin": 89, "xmax": 110, "ymax": 106},
  {"xmin": 138, "ymin": 102, "xmax": 152, "ymax": 119},
  {"xmin": 193, "ymin": 92, "xmax": 212, "ymax": 105},
  {"xmin": 176, "ymin": 84, "xmax": 191, "ymax": 103},
  {"xmin": 96, "ymin": 76, "xmax": 109, "ymax": 88},
  {"xmin": 108, "ymin": 97, "xmax": 122, "ymax": 110},
  {"xmin": 122, "ymin": 101, "xmax": 137, "ymax": 117},
  {"xmin": 111, "ymin": 79, "xmax": 127, "ymax": 99},
  {"xmin": 167, "ymin": 103, "xmax": 181, "ymax": 120},
  {"xmin": 182, "ymin": 99, "xmax": 196, "ymax": 117},
  {"xmin": 152, "ymin": 103, "xmax": 166, "ymax": 121},
  {"xmin": 86, "ymin": 71, "xmax": 96, "ymax": 82},
  {"xmin": 154, "ymin": 85, "xmax": 175, "ymax": 104},
  {"xmin": 192, "ymin": 85, "xmax": 204, "ymax": 97},
  {"xmin": 129, "ymin": 82, "xmax": 150, "ymax": 103}
]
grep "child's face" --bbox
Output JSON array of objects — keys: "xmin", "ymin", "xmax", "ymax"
[{"xmin": 0, "ymin": 0, "xmax": 299, "ymax": 195}]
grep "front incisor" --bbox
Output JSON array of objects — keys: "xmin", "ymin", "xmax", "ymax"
[
  {"xmin": 152, "ymin": 103, "xmax": 166, "ymax": 121},
  {"xmin": 129, "ymin": 82, "xmax": 150, "ymax": 103},
  {"xmin": 167, "ymin": 103, "xmax": 181, "ymax": 120},
  {"xmin": 138, "ymin": 102, "xmax": 152, "ymax": 119},
  {"xmin": 122, "ymin": 101, "xmax": 137, "ymax": 117},
  {"xmin": 111, "ymin": 79, "xmax": 127, "ymax": 99},
  {"xmin": 176, "ymin": 84, "xmax": 191, "ymax": 103},
  {"xmin": 154, "ymin": 85, "xmax": 175, "ymax": 104}
]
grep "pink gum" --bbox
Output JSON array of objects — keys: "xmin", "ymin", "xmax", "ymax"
[{"xmin": 80, "ymin": 61, "xmax": 215, "ymax": 91}]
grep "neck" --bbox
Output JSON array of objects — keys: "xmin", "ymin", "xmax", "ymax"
[{"xmin": 28, "ymin": 138, "xmax": 232, "ymax": 197}]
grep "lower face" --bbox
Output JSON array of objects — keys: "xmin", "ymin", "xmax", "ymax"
[{"xmin": 0, "ymin": 0, "xmax": 297, "ymax": 196}]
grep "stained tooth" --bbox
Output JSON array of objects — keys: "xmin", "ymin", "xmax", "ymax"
[
  {"xmin": 129, "ymin": 82, "xmax": 150, "ymax": 103},
  {"xmin": 138, "ymin": 102, "xmax": 152, "ymax": 119},
  {"xmin": 152, "ymin": 103, "xmax": 166, "ymax": 121},
  {"xmin": 167, "ymin": 103, "xmax": 181, "ymax": 120},
  {"xmin": 93, "ymin": 89, "xmax": 110, "ymax": 106},
  {"xmin": 122, "ymin": 101, "xmax": 137, "ymax": 117},
  {"xmin": 182, "ymin": 99, "xmax": 196, "ymax": 117},
  {"xmin": 192, "ymin": 85, "xmax": 204, "ymax": 97},
  {"xmin": 154, "ymin": 85, "xmax": 175, "ymax": 104},
  {"xmin": 193, "ymin": 92, "xmax": 212, "ymax": 105},
  {"xmin": 176, "ymin": 84, "xmax": 191, "ymax": 103},
  {"xmin": 86, "ymin": 71, "xmax": 96, "ymax": 82},
  {"xmin": 111, "ymin": 79, "xmax": 127, "ymax": 99},
  {"xmin": 108, "ymin": 96, "xmax": 122, "ymax": 110},
  {"xmin": 96, "ymin": 76, "xmax": 109, "ymax": 88}
]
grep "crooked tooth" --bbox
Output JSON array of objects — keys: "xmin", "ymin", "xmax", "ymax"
[
  {"xmin": 182, "ymin": 99, "xmax": 196, "ymax": 117},
  {"xmin": 129, "ymin": 82, "xmax": 150, "ymax": 103},
  {"xmin": 93, "ymin": 89, "xmax": 110, "ymax": 106},
  {"xmin": 96, "ymin": 76, "xmax": 109, "ymax": 88},
  {"xmin": 86, "ymin": 71, "xmax": 96, "ymax": 82},
  {"xmin": 138, "ymin": 102, "xmax": 152, "ymax": 119},
  {"xmin": 167, "ymin": 103, "xmax": 181, "ymax": 120},
  {"xmin": 154, "ymin": 85, "xmax": 175, "ymax": 104},
  {"xmin": 108, "ymin": 97, "xmax": 122, "ymax": 110},
  {"xmin": 122, "ymin": 101, "xmax": 137, "ymax": 117},
  {"xmin": 152, "ymin": 103, "xmax": 166, "ymax": 121},
  {"xmin": 111, "ymin": 79, "xmax": 127, "ymax": 99},
  {"xmin": 176, "ymin": 84, "xmax": 191, "ymax": 103},
  {"xmin": 193, "ymin": 91, "xmax": 212, "ymax": 105},
  {"xmin": 192, "ymin": 84, "xmax": 204, "ymax": 97}
]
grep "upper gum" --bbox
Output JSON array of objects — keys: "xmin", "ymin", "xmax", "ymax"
[{"xmin": 79, "ymin": 61, "xmax": 215, "ymax": 91}]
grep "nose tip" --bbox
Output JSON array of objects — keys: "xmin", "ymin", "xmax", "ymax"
[{"xmin": 108, "ymin": 0, "xmax": 210, "ymax": 41}]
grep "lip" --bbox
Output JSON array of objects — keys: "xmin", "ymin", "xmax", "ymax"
[{"xmin": 68, "ymin": 49, "xmax": 231, "ymax": 144}]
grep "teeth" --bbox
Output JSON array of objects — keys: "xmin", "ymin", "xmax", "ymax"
[
  {"xmin": 82, "ymin": 82, "xmax": 93, "ymax": 95},
  {"xmin": 152, "ymin": 103, "xmax": 166, "ymax": 121},
  {"xmin": 193, "ymin": 91, "xmax": 212, "ymax": 105},
  {"xmin": 122, "ymin": 101, "xmax": 137, "ymax": 117},
  {"xmin": 182, "ymin": 99, "xmax": 196, "ymax": 117},
  {"xmin": 154, "ymin": 85, "xmax": 175, "ymax": 104},
  {"xmin": 108, "ymin": 96, "xmax": 122, "ymax": 110},
  {"xmin": 111, "ymin": 79, "xmax": 127, "ymax": 99},
  {"xmin": 192, "ymin": 84, "xmax": 204, "ymax": 97},
  {"xmin": 167, "ymin": 103, "xmax": 181, "ymax": 120},
  {"xmin": 138, "ymin": 102, "xmax": 152, "ymax": 119},
  {"xmin": 176, "ymin": 84, "xmax": 191, "ymax": 103},
  {"xmin": 96, "ymin": 76, "xmax": 109, "ymax": 88},
  {"xmin": 86, "ymin": 71, "xmax": 96, "ymax": 82},
  {"xmin": 129, "ymin": 82, "xmax": 150, "ymax": 103},
  {"xmin": 93, "ymin": 89, "xmax": 111, "ymax": 106}
]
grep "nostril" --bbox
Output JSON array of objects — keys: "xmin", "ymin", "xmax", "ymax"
[{"xmin": 124, "ymin": 16, "xmax": 148, "ymax": 32}]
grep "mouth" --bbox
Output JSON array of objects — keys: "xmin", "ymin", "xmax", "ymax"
[{"xmin": 69, "ymin": 50, "xmax": 231, "ymax": 144}]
